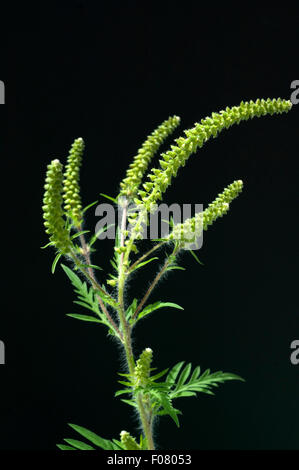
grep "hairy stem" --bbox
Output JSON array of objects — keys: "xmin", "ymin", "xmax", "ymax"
[
  {"xmin": 132, "ymin": 245, "xmax": 179, "ymax": 322},
  {"xmin": 117, "ymin": 200, "xmax": 155, "ymax": 449},
  {"xmin": 128, "ymin": 241, "xmax": 165, "ymax": 273},
  {"xmin": 70, "ymin": 248, "xmax": 122, "ymax": 340}
]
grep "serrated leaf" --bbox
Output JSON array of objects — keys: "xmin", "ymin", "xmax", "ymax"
[
  {"xmin": 63, "ymin": 439, "xmax": 94, "ymax": 450},
  {"xmin": 166, "ymin": 361, "xmax": 185, "ymax": 385},
  {"xmin": 68, "ymin": 423, "xmax": 116, "ymax": 450},
  {"xmin": 66, "ymin": 314, "xmax": 103, "ymax": 323},
  {"xmin": 172, "ymin": 391, "xmax": 197, "ymax": 398},
  {"xmin": 170, "ymin": 365, "xmax": 244, "ymax": 399},
  {"xmin": 52, "ymin": 253, "xmax": 63, "ymax": 274},
  {"xmin": 152, "ymin": 391, "xmax": 180, "ymax": 427},
  {"xmin": 175, "ymin": 363, "xmax": 192, "ymax": 390},
  {"xmin": 73, "ymin": 300, "xmax": 99, "ymax": 314},
  {"xmin": 190, "ymin": 365, "xmax": 201, "ymax": 382}
]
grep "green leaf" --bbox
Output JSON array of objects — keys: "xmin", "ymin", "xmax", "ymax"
[
  {"xmin": 112, "ymin": 439, "xmax": 125, "ymax": 450},
  {"xmin": 56, "ymin": 444, "xmax": 77, "ymax": 450},
  {"xmin": 73, "ymin": 301, "xmax": 99, "ymax": 314},
  {"xmin": 66, "ymin": 314, "xmax": 103, "ymax": 323},
  {"xmin": 166, "ymin": 361, "xmax": 185, "ymax": 385},
  {"xmin": 137, "ymin": 301, "xmax": 184, "ymax": 320},
  {"xmin": 189, "ymin": 250, "xmax": 204, "ymax": 265},
  {"xmin": 150, "ymin": 368, "xmax": 169, "ymax": 382},
  {"xmin": 100, "ymin": 193, "xmax": 118, "ymax": 203},
  {"xmin": 89, "ymin": 223, "xmax": 115, "ymax": 247},
  {"xmin": 70, "ymin": 230, "xmax": 90, "ymax": 240},
  {"xmin": 190, "ymin": 365, "xmax": 201, "ymax": 382},
  {"xmin": 114, "ymin": 389, "xmax": 132, "ymax": 397},
  {"xmin": 126, "ymin": 298, "xmax": 138, "ymax": 321},
  {"xmin": 130, "ymin": 257, "xmax": 159, "ymax": 273},
  {"xmin": 169, "ymin": 365, "xmax": 245, "ymax": 399},
  {"xmin": 120, "ymin": 399, "xmax": 138, "ymax": 408},
  {"xmin": 68, "ymin": 423, "xmax": 116, "ymax": 450},
  {"xmin": 172, "ymin": 391, "xmax": 197, "ymax": 398},
  {"xmin": 82, "ymin": 200, "xmax": 99, "ymax": 214},
  {"xmin": 79, "ymin": 263, "xmax": 103, "ymax": 271},
  {"xmin": 61, "ymin": 263, "xmax": 117, "ymax": 319},
  {"xmin": 118, "ymin": 380, "xmax": 133, "ymax": 387},
  {"xmin": 52, "ymin": 253, "xmax": 63, "ymax": 274},
  {"xmin": 151, "ymin": 391, "xmax": 180, "ymax": 427},
  {"xmin": 40, "ymin": 241, "xmax": 55, "ymax": 249},
  {"xmin": 175, "ymin": 363, "xmax": 192, "ymax": 390},
  {"xmin": 61, "ymin": 264, "xmax": 82, "ymax": 290},
  {"xmin": 166, "ymin": 265, "xmax": 185, "ymax": 271},
  {"xmin": 63, "ymin": 439, "xmax": 94, "ymax": 450}
]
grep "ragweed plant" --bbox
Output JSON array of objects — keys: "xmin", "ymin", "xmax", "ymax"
[{"xmin": 42, "ymin": 98, "xmax": 292, "ymax": 451}]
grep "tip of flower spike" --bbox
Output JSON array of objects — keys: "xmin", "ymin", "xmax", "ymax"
[
  {"xmin": 145, "ymin": 348, "xmax": 152, "ymax": 353},
  {"xmin": 51, "ymin": 159, "xmax": 61, "ymax": 165}
]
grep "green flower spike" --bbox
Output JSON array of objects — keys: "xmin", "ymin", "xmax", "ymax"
[
  {"xmin": 202, "ymin": 179, "xmax": 244, "ymax": 230},
  {"xmin": 169, "ymin": 180, "xmax": 244, "ymax": 245},
  {"xmin": 63, "ymin": 137, "xmax": 84, "ymax": 225},
  {"xmin": 137, "ymin": 98, "xmax": 292, "ymax": 210},
  {"xmin": 42, "ymin": 159, "xmax": 72, "ymax": 254},
  {"xmin": 120, "ymin": 431, "xmax": 141, "ymax": 450},
  {"xmin": 119, "ymin": 116, "xmax": 181, "ymax": 199},
  {"xmin": 134, "ymin": 348, "xmax": 153, "ymax": 388}
]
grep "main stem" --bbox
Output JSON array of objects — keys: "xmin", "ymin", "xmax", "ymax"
[{"xmin": 117, "ymin": 200, "xmax": 155, "ymax": 450}]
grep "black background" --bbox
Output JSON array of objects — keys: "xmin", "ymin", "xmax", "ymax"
[{"xmin": 0, "ymin": 2, "xmax": 298, "ymax": 451}]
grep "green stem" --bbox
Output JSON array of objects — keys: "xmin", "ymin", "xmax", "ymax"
[
  {"xmin": 117, "ymin": 200, "xmax": 155, "ymax": 450},
  {"xmin": 70, "ymin": 250, "xmax": 122, "ymax": 340},
  {"xmin": 132, "ymin": 244, "xmax": 179, "ymax": 322},
  {"xmin": 128, "ymin": 241, "xmax": 165, "ymax": 273}
]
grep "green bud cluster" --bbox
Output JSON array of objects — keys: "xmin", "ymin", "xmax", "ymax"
[
  {"xmin": 169, "ymin": 180, "xmax": 243, "ymax": 245},
  {"xmin": 119, "ymin": 116, "xmax": 181, "ymax": 199},
  {"xmin": 120, "ymin": 431, "xmax": 141, "ymax": 450},
  {"xmin": 202, "ymin": 179, "xmax": 243, "ymax": 230},
  {"xmin": 136, "ymin": 98, "xmax": 292, "ymax": 210},
  {"xmin": 63, "ymin": 137, "xmax": 84, "ymax": 225},
  {"xmin": 134, "ymin": 348, "xmax": 153, "ymax": 388},
  {"xmin": 42, "ymin": 159, "xmax": 72, "ymax": 254}
]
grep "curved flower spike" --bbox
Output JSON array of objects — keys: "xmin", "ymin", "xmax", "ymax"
[
  {"xmin": 42, "ymin": 159, "xmax": 72, "ymax": 254},
  {"xmin": 119, "ymin": 116, "xmax": 180, "ymax": 200},
  {"xmin": 137, "ymin": 98, "xmax": 292, "ymax": 209},
  {"xmin": 63, "ymin": 137, "xmax": 84, "ymax": 225},
  {"xmin": 169, "ymin": 180, "xmax": 244, "ymax": 245}
]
